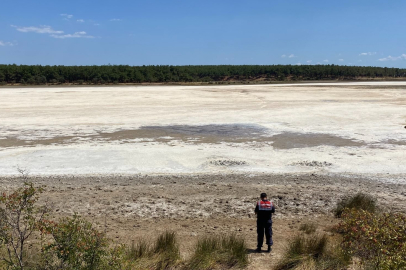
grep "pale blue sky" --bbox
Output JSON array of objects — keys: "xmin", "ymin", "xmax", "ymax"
[{"xmin": 0, "ymin": 0, "xmax": 405, "ymax": 67}]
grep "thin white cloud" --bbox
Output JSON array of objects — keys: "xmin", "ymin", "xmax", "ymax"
[
  {"xmin": 306, "ymin": 60, "xmax": 312, "ymax": 63},
  {"xmin": 296, "ymin": 62, "xmax": 302, "ymax": 65},
  {"xmin": 0, "ymin": 41, "xmax": 14, "ymax": 46},
  {"xmin": 110, "ymin": 19, "xmax": 122, "ymax": 21},
  {"xmin": 11, "ymin": 25, "xmax": 64, "ymax": 34},
  {"xmin": 77, "ymin": 19, "xmax": 85, "ymax": 23},
  {"xmin": 359, "ymin": 52, "xmax": 376, "ymax": 56},
  {"xmin": 61, "ymin": 14, "xmax": 73, "ymax": 19},
  {"xmin": 281, "ymin": 54, "xmax": 286, "ymax": 58},
  {"xmin": 378, "ymin": 54, "xmax": 406, "ymax": 61},
  {"xmin": 288, "ymin": 54, "xmax": 295, "ymax": 58},
  {"xmin": 94, "ymin": 23, "xmax": 100, "ymax": 26},
  {"xmin": 323, "ymin": 59, "xmax": 329, "ymax": 63},
  {"xmin": 51, "ymin": 31, "xmax": 94, "ymax": 39},
  {"xmin": 338, "ymin": 59, "xmax": 344, "ymax": 62},
  {"xmin": 12, "ymin": 25, "xmax": 94, "ymax": 39}
]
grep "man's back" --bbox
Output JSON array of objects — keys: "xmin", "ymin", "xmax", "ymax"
[{"xmin": 255, "ymin": 200, "xmax": 275, "ymax": 223}]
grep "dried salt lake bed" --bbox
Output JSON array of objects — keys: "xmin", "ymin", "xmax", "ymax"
[
  {"xmin": 0, "ymin": 82, "xmax": 405, "ymax": 178},
  {"xmin": 1, "ymin": 82, "xmax": 405, "ymax": 270}
]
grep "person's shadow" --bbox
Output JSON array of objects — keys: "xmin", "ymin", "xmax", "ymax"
[{"xmin": 246, "ymin": 248, "xmax": 259, "ymax": 254}]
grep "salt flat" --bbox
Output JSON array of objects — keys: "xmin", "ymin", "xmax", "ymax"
[{"xmin": 0, "ymin": 82, "xmax": 405, "ymax": 177}]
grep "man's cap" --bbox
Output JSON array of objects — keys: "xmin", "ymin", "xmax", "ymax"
[{"xmin": 260, "ymin": 193, "xmax": 267, "ymax": 198}]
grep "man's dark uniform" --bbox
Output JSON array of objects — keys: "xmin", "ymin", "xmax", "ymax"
[{"xmin": 255, "ymin": 197, "xmax": 275, "ymax": 250}]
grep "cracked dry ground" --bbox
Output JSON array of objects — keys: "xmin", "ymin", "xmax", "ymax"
[{"xmin": 1, "ymin": 173, "xmax": 405, "ymax": 269}]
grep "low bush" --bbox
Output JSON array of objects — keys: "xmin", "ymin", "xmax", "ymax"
[
  {"xmin": 187, "ymin": 234, "xmax": 248, "ymax": 270},
  {"xmin": 334, "ymin": 192, "xmax": 377, "ymax": 218},
  {"xmin": 275, "ymin": 234, "xmax": 350, "ymax": 270},
  {"xmin": 338, "ymin": 209, "xmax": 406, "ymax": 270},
  {"xmin": 39, "ymin": 214, "xmax": 109, "ymax": 270}
]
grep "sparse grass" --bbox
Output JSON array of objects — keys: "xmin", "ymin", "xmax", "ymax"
[
  {"xmin": 275, "ymin": 234, "xmax": 350, "ymax": 270},
  {"xmin": 299, "ymin": 222, "xmax": 317, "ymax": 235},
  {"xmin": 187, "ymin": 234, "xmax": 248, "ymax": 270},
  {"xmin": 334, "ymin": 193, "xmax": 377, "ymax": 218}
]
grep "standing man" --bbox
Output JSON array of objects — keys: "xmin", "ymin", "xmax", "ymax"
[{"xmin": 255, "ymin": 193, "xmax": 275, "ymax": 252}]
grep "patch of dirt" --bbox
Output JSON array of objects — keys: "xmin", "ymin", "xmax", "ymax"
[{"xmin": 2, "ymin": 174, "xmax": 404, "ymax": 221}]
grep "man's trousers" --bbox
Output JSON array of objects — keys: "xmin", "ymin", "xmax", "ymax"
[{"xmin": 257, "ymin": 221, "xmax": 273, "ymax": 248}]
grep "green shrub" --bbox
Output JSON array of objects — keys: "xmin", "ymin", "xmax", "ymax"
[
  {"xmin": 275, "ymin": 234, "xmax": 350, "ymax": 270},
  {"xmin": 188, "ymin": 234, "xmax": 248, "ymax": 270},
  {"xmin": 299, "ymin": 222, "xmax": 317, "ymax": 234},
  {"xmin": 100, "ymin": 245, "xmax": 129, "ymax": 270},
  {"xmin": 39, "ymin": 214, "xmax": 108, "ymax": 270},
  {"xmin": 338, "ymin": 209, "xmax": 406, "ymax": 270},
  {"xmin": 334, "ymin": 193, "xmax": 377, "ymax": 218}
]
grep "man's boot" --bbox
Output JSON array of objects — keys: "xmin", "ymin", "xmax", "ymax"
[
  {"xmin": 255, "ymin": 247, "xmax": 261, "ymax": 253},
  {"xmin": 267, "ymin": 245, "xmax": 272, "ymax": 252}
]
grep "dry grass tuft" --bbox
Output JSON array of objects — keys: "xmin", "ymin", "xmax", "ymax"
[
  {"xmin": 275, "ymin": 234, "xmax": 350, "ymax": 270},
  {"xmin": 299, "ymin": 222, "xmax": 317, "ymax": 235},
  {"xmin": 127, "ymin": 231, "xmax": 180, "ymax": 270},
  {"xmin": 187, "ymin": 234, "xmax": 248, "ymax": 270},
  {"xmin": 334, "ymin": 193, "xmax": 376, "ymax": 218}
]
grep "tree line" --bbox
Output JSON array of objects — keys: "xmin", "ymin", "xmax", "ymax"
[{"xmin": 0, "ymin": 64, "xmax": 405, "ymax": 85}]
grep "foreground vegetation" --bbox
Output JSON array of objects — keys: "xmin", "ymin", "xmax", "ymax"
[
  {"xmin": 275, "ymin": 233, "xmax": 350, "ymax": 270},
  {"xmin": 278, "ymin": 192, "xmax": 406, "ymax": 270},
  {"xmin": 1, "ymin": 179, "xmax": 405, "ymax": 269},
  {"xmin": 0, "ymin": 64, "xmax": 405, "ymax": 85},
  {"xmin": 0, "ymin": 179, "xmax": 247, "ymax": 269}
]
